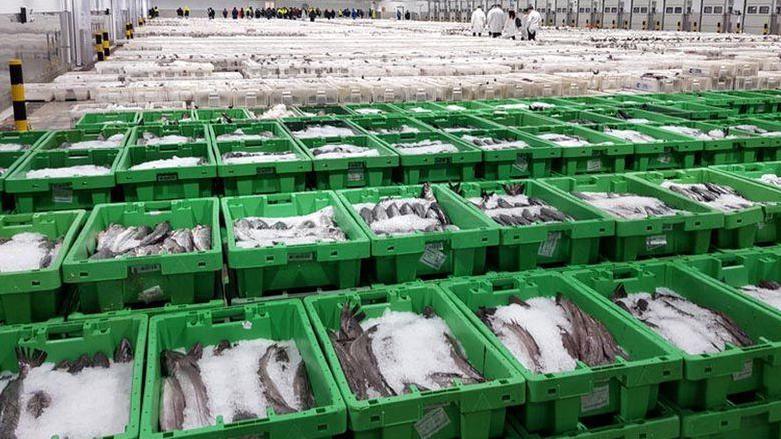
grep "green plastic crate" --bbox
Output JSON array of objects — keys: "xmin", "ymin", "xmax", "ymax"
[
  {"xmin": 193, "ymin": 107, "xmax": 252, "ymax": 123},
  {"xmin": 540, "ymin": 174, "xmax": 723, "ymax": 261},
  {"xmin": 589, "ymin": 107, "xmax": 691, "ymax": 125},
  {"xmin": 0, "ymin": 210, "xmax": 85, "ymax": 324},
  {"xmin": 454, "ymin": 128, "xmax": 560, "ymax": 179},
  {"xmin": 66, "ymin": 299, "xmax": 226, "ymax": 321},
  {"xmin": 698, "ymin": 91, "xmax": 781, "ymax": 115},
  {"xmin": 629, "ymin": 168, "xmax": 781, "ymax": 247},
  {"xmin": 711, "ymin": 161, "xmax": 781, "ymax": 191},
  {"xmin": 343, "ymin": 103, "xmax": 403, "ymax": 116},
  {"xmin": 392, "ymin": 101, "xmax": 448, "ymax": 115},
  {"xmin": 283, "ymin": 118, "xmax": 365, "ymax": 141},
  {"xmin": 678, "ymin": 396, "xmax": 781, "ymax": 438},
  {"xmin": 215, "ymin": 137, "xmax": 311, "ymax": 195},
  {"xmin": 0, "ymin": 131, "xmax": 46, "ymax": 212},
  {"xmin": 681, "ymin": 249, "xmax": 781, "ymax": 318},
  {"xmin": 223, "ymin": 191, "xmax": 369, "ymax": 297},
  {"xmin": 475, "ymin": 111, "xmax": 562, "ymax": 129},
  {"xmin": 540, "ymin": 109, "xmax": 625, "ymax": 128},
  {"xmin": 126, "ymin": 124, "xmax": 209, "ymax": 149},
  {"xmin": 474, "ymin": 99, "xmax": 533, "ymax": 111},
  {"xmin": 141, "ymin": 300, "xmax": 346, "ymax": 438},
  {"xmin": 35, "ymin": 127, "xmax": 130, "ymax": 151},
  {"xmin": 720, "ymin": 117, "xmax": 781, "ymax": 162},
  {"xmin": 140, "ymin": 109, "xmax": 195, "ymax": 125},
  {"xmin": 5, "ymin": 149, "xmax": 121, "ymax": 212},
  {"xmin": 116, "ymin": 143, "xmax": 217, "ymax": 201},
  {"xmin": 210, "ymin": 121, "xmax": 292, "ymax": 143},
  {"xmin": 0, "ymin": 130, "xmax": 49, "ymax": 150},
  {"xmin": 431, "ymin": 100, "xmax": 493, "ymax": 112},
  {"xmin": 75, "ymin": 111, "xmax": 141, "ymax": 132},
  {"xmin": 657, "ymin": 120, "xmax": 764, "ymax": 166},
  {"xmin": 505, "ymin": 402, "xmax": 680, "ymax": 439},
  {"xmin": 517, "ymin": 125, "xmax": 633, "ymax": 175},
  {"xmin": 639, "ymin": 100, "xmax": 736, "ymax": 120},
  {"xmin": 568, "ymin": 261, "xmax": 781, "ymax": 411},
  {"xmin": 440, "ymin": 272, "xmax": 681, "ymax": 435},
  {"xmin": 376, "ymin": 132, "xmax": 482, "ymax": 184},
  {"xmin": 346, "ymin": 114, "xmax": 436, "ymax": 135},
  {"xmin": 296, "ymin": 136, "xmax": 398, "ymax": 189},
  {"xmin": 449, "ymin": 180, "xmax": 614, "ymax": 271},
  {"xmin": 303, "ymin": 282, "xmax": 524, "ymax": 439},
  {"xmin": 62, "ymin": 198, "xmax": 222, "ymax": 313},
  {"xmin": 296, "ymin": 105, "xmax": 354, "ymax": 116},
  {"xmin": 336, "ymin": 184, "xmax": 498, "ymax": 284},
  {"xmin": 413, "ymin": 113, "xmax": 508, "ymax": 133},
  {"xmin": 0, "ymin": 314, "xmax": 147, "ymax": 438},
  {"xmin": 590, "ymin": 94, "xmax": 651, "ymax": 107}
]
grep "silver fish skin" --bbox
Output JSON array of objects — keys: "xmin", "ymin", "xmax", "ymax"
[
  {"xmin": 293, "ymin": 361, "xmax": 315, "ymax": 411},
  {"xmin": 164, "ymin": 345, "xmax": 211, "ymax": 428},
  {"xmin": 97, "ymin": 224, "xmax": 126, "ymax": 252},
  {"xmin": 114, "ymin": 338, "xmax": 134, "ymax": 363},
  {"xmin": 140, "ymin": 222, "xmax": 171, "ymax": 246},
  {"xmin": 170, "ymin": 229, "xmax": 194, "ymax": 252},
  {"xmin": 258, "ymin": 345, "xmax": 296, "ymax": 415},
  {"xmin": 0, "ymin": 348, "xmax": 47, "ymax": 438},
  {"xmin": 191, "ymin": 225, "xmax": 212, "ymax": 251},
  {"xmin": 159, "ymin": 377, "xmax": 186, "ymax": 432}
]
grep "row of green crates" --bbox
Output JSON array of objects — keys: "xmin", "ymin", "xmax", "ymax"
[
  {"xmin": 5, "ymin": 247, "xmax": 781, "ymax": 438},
  {"xmin": 1, "ymin": 163, "xmax": 779, "ymax": 324},
  {"xmin": 8, "ymin": 109, "xmax": 781, "ymax": 213}
]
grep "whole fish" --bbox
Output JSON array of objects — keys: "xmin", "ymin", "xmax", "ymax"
[
  {"xmin": 159, "ymin": 377, "xmax": 186, "ymax": 432},
  {"xmin": 97, "ymin": 224, "xmax": 126, "ymax": 252},
  {"xmin": 257, "ymin": 344, "xmax": 296, "ymax": 415},
  {"xmin": 170, "ymin": 229, "xmax": 194, "ymax": 252},
  {"xmin": 348, "ymin": 325, "xmax": 394, "ymax": 398},
  {"xmin": 0, "ymin": 348, "xmax": 47, "ymax": 439},
  {"xmin": 140, "ymin": 222, "xmax": 172, "ymax": 246},
  {"xmin": 191, "ymin": 225, "xmax": 212, "ymax": 251},
  {"xmin": 163, "ymin": 344, "xmax": 211, "ymax": 427},
  {"xmin": 442, "ymin": 333, "xmax": 484, "ymax": 384},
  {"xmin": 293, "ymin": 361, "xmax": 315, "ymax": 410}
]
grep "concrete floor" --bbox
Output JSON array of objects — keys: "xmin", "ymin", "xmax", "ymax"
[{"xmin": 0, "ymin": 101, "xmax": 79, "ymax": 131}]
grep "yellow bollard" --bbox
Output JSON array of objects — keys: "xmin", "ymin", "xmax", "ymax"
[
  {"xmin": 9, "ymin": 59, "xmax": 28, "ymax": 131},
  {"xmin": 102, "ymin": 30, "xmax": 110, "ymax": 58}
]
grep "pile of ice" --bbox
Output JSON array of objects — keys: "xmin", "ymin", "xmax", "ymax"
[
  {"xmin": 354, "ymin": 195, "xmax": 458, "ymax": 235},
  {"xmin": 659, "ymin": 126, "xmax": 742, "ymax": 140},
  {"xmin": 391, "ymin": 139, "xmax": 459, "ymax": 155},
  {"xmin": 741, "ymin": 280, "xmax": 781, "ymax": 311},
  {"xmin": 129, "ymin": 156, "xmax": 206, "ymax": 171},
  {"xmin": 353, "ymin": 108, "xmax": 384, "ymax": 115},
  {"xmin": 0, "ymin": 143, "xmax": 28, "ymax": 152},
  {"xmin": 215, "ymin": 128, "xmax": 275, "ymax": 142},
  {"xmin": 221, "ymin": 151, "xmax": 297, "ymax": 164},
  {"xmin": 139, "ymin": 132, "xmax": 194, "ymax": 146},
  {"xmin": 291, "ymin": 125, "xmax": 355, "ymax": 138},
  {"xmin": 537, "ymin": 133, "xmax": 593, "ymax": 147},
  {"xmin": 310, "ymin": 144, "xmax": 380, "ymax": 159},
  {"xmin": 233, "ymin": 206, "xmax": 347, "ymax": 248},
  {"xmin": 731, "ymin": 124, "xmax": 781, "ymax": 137},
  {"xmin": 365, "ymin": 125, "xmax": 420, "ymax": 135},
  {"xmin": 0, "ymin": 232, "xmax": 61, "ymax": 272},
  {"xmin": 759, "ymin": 174, "xmax": 781, "ymax": 187},
  {"xmin": 255, "ymin": 104, "xmax": 296, "ymax": 120},
  {"xmin": 461, "ymin": 134, "xmax": 529, "ymax": 151},
  {"xmin": 27, "ymin": 165, "xmax": 112, "ymax": 179},
  {"xmin": 660, "ymin": 181, "xmax": 756, "ymax": 212},
  {"xmin": 604, "ymin": 128, "xmax": 660, "ymax": 144},
  {"xmin": 494, "ymin": 102, "xmax": 554, "ymax": 111},
  {"xmin": 614, "ymin": 287, "xmax": 753, "ymax": 354},
  {"xmin": 60, "ymin": 133, "xmax": 125, "ymax": 150},
  {"xmin": 574, "ymin": 191, "xmax": 683, "ymax": 219}
]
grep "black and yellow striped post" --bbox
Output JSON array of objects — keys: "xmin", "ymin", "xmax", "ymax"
[
  {"xmin": 125, "ymin": 22, "xmax": 132, "ymax": 39},
  {"xmin": 102, "ymin": 30, "xmax": 110, "ymax": 58},
  {"xmin": 94, "ymin": 33, "xmax": 105, "ymax": 61},
  {"xmin": 9, "ymin": 59, "xmax": 28, "ymax": 131}
]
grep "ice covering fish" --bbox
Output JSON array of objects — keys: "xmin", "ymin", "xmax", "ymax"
[
  {"xmin": 477, "ymin": 294, "xmax": 626, "ymax": 373},
  {"xmin": 661, "ymin": 181, "xmax": 757, "ymax": 212},
  {"xmin": 233, "ymin": 206, "xmax": 347, "ymax": 248},
  {"xmin": 158, "ymin": 339, "xmax": 314, "ymax": 432},
  {"xmin": 328, "ymin": 302, "xmax": 484, "ymax": 399},
  {"xmin": 469, "ymin": 182, "xmax": 570, "ymax": 226},
  {"xmin": 574, "ymin": 191, "xmax": 683, "ymax": 219},
  {"xmin": 741, "ymin": 280, "xmax": 781, "ymax": 311},
  {"xmin": 613, "ymin": 286, "xmax": 752, "ymax": 354},
  {"xmin": 353, "ymin": 183, "xmax": 459, "ymax": 235},
  {"xmin": 0, "ymin": 232, "xmax": 62, "ymax": 273},
  {"xmin": 0, "ymin": 339, "xmax": 135, "ymax": 439}
]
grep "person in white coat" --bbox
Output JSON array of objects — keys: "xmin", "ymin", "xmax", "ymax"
[
  {"xmin": 502, "ymin": 10, "xmax": 518, "ymax": 39},
  {"xmin": 525, "ymin": 5, "xmax": 541, "ymax": 40},
  {"xmin": 470, "ymin": 6, "xmax": 486, "ymax": 36},
  {"xmin": 486, "ymin": 4, "xmax": 505, "ymax": 38}
]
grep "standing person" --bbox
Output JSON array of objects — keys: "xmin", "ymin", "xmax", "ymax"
[
  {"xmin": 502, "ymin": 10, "xmax": 518, "ymax": 39},
  {"xmin": 232, "ymin": 6, "xmax": 239, "ymax": 18},
  {"xmin": 525, "ymin": 5, "xmax": 541, "ymax": 40},
  {"xmin": 486, "ymin": 4, "xmax": 504, "ymax": 37},
  {"xmin": 255, "ymin": 7, "xmax": 262, "ymax": 18},
  {"xmin": 309, "ymin": 7, "xmax": 317, "ymax": 21},
  {"xmin": 470, "ymin": 5, "xmax": 486, "ymax": 36},
  {"xmin": 183, "ymin": 6, "xmax": 190, "ymax": 17},
  {"xmin": 405, "ymin": 10, "xmax": 410, "ymax": 19},
  {"xmin": 222, "ymin": 7, "xmax": 228, "ymax": 18},
  {"xmin": 176, "ymin": 7, "xmax": 183, "ymax": 17},
  {"xmin": 397, "ymin": 9, "xmax": 402, "ymax": 19},
  {"xmin": 238, "ymin": 7, "xmax": 244, "ymax": 18}
]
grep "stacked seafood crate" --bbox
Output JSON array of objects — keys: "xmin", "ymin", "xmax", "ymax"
[{"xmin": 1, "ymin": 90, "xmax": 781, "ymax": 438}]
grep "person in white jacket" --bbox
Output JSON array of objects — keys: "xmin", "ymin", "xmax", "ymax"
[
  {"xmin": 486, "ymin": 4, "xmax": 505, "ymax": 38},
  {"xmin": 502, "ymin": 10, "xmax": 518, "ymax": 39},
  {"xmin": 470, "ymin": 6, "xmax": 486, "ymax": 36},
  {"xmin": 525, "ymin": 5, "xmax": 541, "ymax": 40}
]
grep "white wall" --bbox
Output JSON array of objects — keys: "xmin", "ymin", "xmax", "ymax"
[{"xmin": 0, "ymin": 0, "xmax": 66, "ymax": 14}]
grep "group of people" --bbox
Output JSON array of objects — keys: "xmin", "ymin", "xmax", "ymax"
[
  {"xmin": 471, "ymin": 4, "xmax": 541, "ymax": 41},
  {"xmin": 175, "ymin": 6, "xmax": 190, "ymax": 17},
  {"xmin": 193, "ymin": 6, "xmax": 373, "ymax": 21},
  {"xmin": 396, "ymin": 9, "xmax": 412, "ymax": 20}
]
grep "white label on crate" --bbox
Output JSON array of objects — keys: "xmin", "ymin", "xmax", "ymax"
[
  {"xmin": 581, "ymin": 384, "xmax": 610, "ymax": 412},
  {"xmin": 587, "ymin": 158, "xmax": 602, "ymax": 172},
  {"xmin": 513, "ymin": 155, "xmax": 529, "ymax": 172},
  {"xmin": 242, "ymin": 321, "xmax": 253, "ymax": 330},
  {"xmin": 538, "ymin": 232, "xmax": 562, "ymax": 257},
  {"xmin": 415, "ymin": 406, "xmax": 451, "ymax": 439},
  {"xmin": 646, "ymin": 235, "xmax": 668, "ymax": 250},
  {"xmin": 732, "ymin": 360, "xmax": 753, "ymax": 381},
  {"xmin": 52, "ymin": 184, "xmax": 73, "ymax": 204},
  {"xmin": 757, "ymin": 221, "xmax": 766, "ymax": 230},
  {"xmin": 137, "ymin": 285, "xmax": 163, "ymax": 304},
  {"xmin": 347, "ymin": 163, "xmax": 365, "ymax": 182},
  {"xmin": 420, "ymin": 242, "xmax": 447, "ymax": 270}
]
